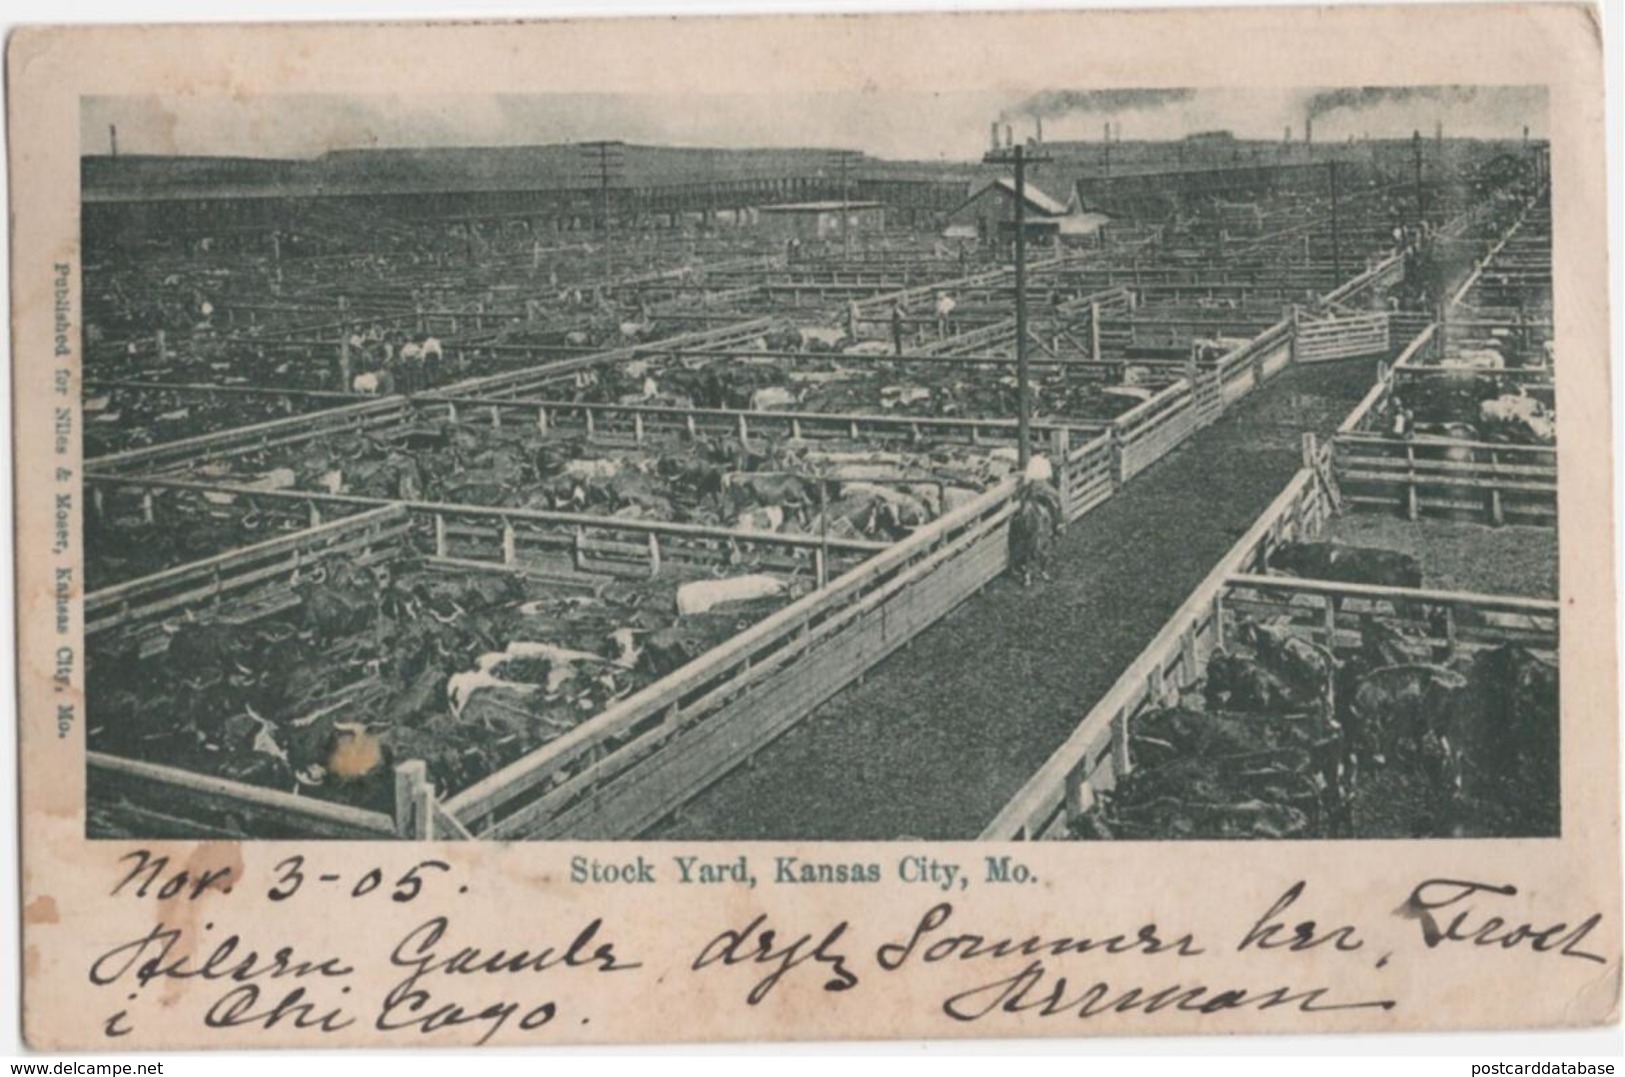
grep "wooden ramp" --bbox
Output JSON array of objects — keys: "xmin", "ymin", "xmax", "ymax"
[{"xmin": 655, "ymin": 359, "xmax": 1379, "ymax": 840}]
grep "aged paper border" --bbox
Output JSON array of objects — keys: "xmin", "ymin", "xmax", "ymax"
[{"xmin": 10, "ymin": 3, "xmax": 1620, "ymax": 1050}]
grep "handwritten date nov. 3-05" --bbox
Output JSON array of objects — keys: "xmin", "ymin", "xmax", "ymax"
[{"xmin": 110, "ymin": 850, "xmax": 454, "ymax": 905}]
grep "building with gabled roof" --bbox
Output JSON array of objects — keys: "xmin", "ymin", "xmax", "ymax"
[{"xmin": 943, "ymin": 173, "xmax": 1108, "ymax": 246}]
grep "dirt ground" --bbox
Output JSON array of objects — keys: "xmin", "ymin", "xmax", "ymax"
[
  {"xmin": 1321, "ymin": 514, "xmax": 1558, "ymax": 599},
  {"xmin": 657, "ymin": 359, "xmax": 1379, "ymax": 840}
]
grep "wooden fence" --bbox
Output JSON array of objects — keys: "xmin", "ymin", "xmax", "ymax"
[
  {"xmin": 1332, "ymin": 325, "xmax": 1557, "ymax": 526},
  {"xmin": 86, "ymin": 472, "xmax": 887, "ymax": 591},
  {"xmin": 85, "ymin": 504, "xmax": 410, "ymax": 637},
  {"xmin": 419, "ymin": 394, "xmax": 1104, "ymax": 453},
  {"xmin": 443, "ymin": 478, "xmax": 1021, "ymax": 838},
  {"xmin": 89, "ymin": 397, "xmax": 408, "ymax": 475}
]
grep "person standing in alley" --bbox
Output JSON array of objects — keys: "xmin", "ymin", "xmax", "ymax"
[
  {"xmin": 890, "ymin": 299, "xmax": 906, "ymax": 356},
  {"xmin": 934, "ymin": 290, "xmax": 956, "ymax": 340}
]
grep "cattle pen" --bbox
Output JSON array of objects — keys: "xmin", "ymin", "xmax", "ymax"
[{"xmin": 79, "ymin": 134, "xmax": 1553, "ymax": 841}]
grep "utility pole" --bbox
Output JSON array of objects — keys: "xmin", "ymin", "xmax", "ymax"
[
  {"xmin": 1328, "ymin": 159, "xmax": 1342, "ymax": 283},
  {"xmin": 1412, "ymin": 130, "xmax": 1426, "ymax": 230},
  {"xmin": 579, "ymin": 139, "xmax": 626, "ymax": 283},
  {"xmin": 578, "ymin": 140, "xmax": 627, "ymax": 233},
  {"xmin": 984, "ymin": 139, "xmax": 1052, "ymax": 471},
  {"xmin": 827, "ymin": 149, "xmax": 863, "ymax": 259}
]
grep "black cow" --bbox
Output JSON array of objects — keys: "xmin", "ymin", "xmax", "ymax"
[
  {"xmin": 1203, "ymin": 651, "xmax": 1297, "ymax": 714},
  {"xmin": 1268, "ymin": 542, "xmax": 1423, "ymax": 590}
]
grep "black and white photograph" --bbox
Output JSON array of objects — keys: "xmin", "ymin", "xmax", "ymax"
[
  {"xmin": 78, "ymin": 83, "xmax": 1558, "ymax": 844},
  {"xmin": 10, "ymin": 4, "xmax": 1619, "ymax": 1054}
]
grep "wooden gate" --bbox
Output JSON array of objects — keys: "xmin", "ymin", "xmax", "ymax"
[{"xmin": 1294, "ymin": 311, "xmax": 1391, "ymax": 363}]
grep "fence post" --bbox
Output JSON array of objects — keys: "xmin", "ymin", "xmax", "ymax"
[
  {"xmin": 394, "ymin": 761, "xmax": 431, "ymax": 840},
  {"xmin": 1051, "ymin": 428, "xmax": 1071, "ymax": 529},
  {"xmin": 1488, "ymin": 449, "xmax": 1504, "ymax": 526},
  {"xmin": 502, "ymin": 520, "xmax": 517, "ymax": 565},
  {"xmin": 1110, "ymin": 709, "xmax": 1132, "ymax": 781},
  {"xmin": 1064, "ymin": 769, "xmax": 1094, "ymax": 824}
]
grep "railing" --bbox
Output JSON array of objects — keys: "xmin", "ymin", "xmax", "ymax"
[
  {"xmin": 1332, "ymin": 323, "xmax": 1557, "ymax": 526},
  {"xmin": 88, "ymin": 752, "xmax": 402, "ymax": 840},
  {"xmin": 88, "ymin": 397, "xmax": 407, "ymax": 475},
  {"xmin": 85, "ymin": 473, "xmax": 889, "ymax": 589},
  {"xmin": 444, "ymin": 477, "xmax": 1021, "ymax": 838},
  {"xmin": 85, "ymin": 503, "xmax": 409, "ymax": 635},
  {"xmin": 420, "ymin": 394, "xmax": 1104, "ymax": 450}
]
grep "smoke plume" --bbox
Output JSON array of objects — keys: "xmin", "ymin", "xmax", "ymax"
[
  {"xmin": 1001, "ymin": 88, "xmax": 1196, "ymax": 122},
  {"xmin": 1303, "ymin": 86, "xmax": 1480, "ymax": 121}
]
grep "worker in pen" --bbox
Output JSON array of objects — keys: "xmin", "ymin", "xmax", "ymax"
[{"xmin": 890, "ymin": 299, "xmax": 907, "ymax": 356}]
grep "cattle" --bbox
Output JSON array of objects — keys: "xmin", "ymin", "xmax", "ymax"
[
  {"xmin": 1203, "ymin": 651, "xmax": 1297, "ymax": 714},
  {"xmin": 1237, "ymin": 620, "xmax": 1339, "ymax": 706},
  {"xmin": 799, "ymin": 326, "xmax": 846, "ymax": 350},
  {"xmin": 1345, "ymin": 663, "xmax": 1468, "ymax": 780},
  {"xmin": 750, "ymin": 386, "xmax": 799, "ymax": 411},
  {"xmin": 638, "ymin": 624, "xmax": 712, "ymax": 677},
  {"xmin": 736, "ymin": 505, "xmax": 787, "ymax": 533},
  {"xmin": 1445, "ymin": 644, "xmax": 1559, "ymax": 788},
  {"xmin": 1443, "ymin": 350, "xmax": 1506, "ymax": 370},
  {"xmin": 1267, "ymin": 541, "xmax": 1423, "ymax": 590},
  {"xmin": 676, "ymin": 574, "xmax": 788, "ymax": 617},
  {"xmin": 840, "ymin": 482, "xmax": 930, "ymax": 532},
  {"xmin": 880, "ymin": 385, "xmax": 932, "ymax": 410},
  {"xmin": 562, "ymin": 457, "xmax": 623, "ymax": 482},
  {"xmin": 728, "ymin": 473, "xmax": 814, "ymax": 514},
  {"xmin": 1480, "ymin": 392, "xmax": 1556, "ymax": 444}
]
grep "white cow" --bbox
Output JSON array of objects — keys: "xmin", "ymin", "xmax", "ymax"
[
  {"xmin": 676, "ymin": 574, "xmax": 787, "ymax": 617},
  {"xmin": 799, "ymin": 326, "xmax": 846, "ymax": 349},
  {"xmin": 1443, "ymin": 349, "xmax": 1505, "ymax": 370},
  {"xmin": 750, "ymin": 386, "xmax": 799, "ymax": 411}
]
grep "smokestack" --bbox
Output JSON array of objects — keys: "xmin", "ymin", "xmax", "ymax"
[
  {"xmin": 1102, "ymin": 121, "xmax": 1110, "ymax": 143},
  {"xmin": 1035, "ymin": 115, "xmax": 1043, "ymax": 143},
  {"xmin": 1004, "ymin": 123, "xmax": 1013, "ymax": 148},
  {"xmin": 109, "ymin": 124, "xmax": 118, "ymax": 157},
  {"xmin": 990, "ymin": 122, "xmax": 1000, "ymax": 152},
  {"xmin": 1304, "ymin": 116, "xmax": 1313, "ymax": 147},
  {"xmin": 1283, "ymin": 125, "xmax": 1292, "ymax": 144},
  {"xmin": 1435, "ymin": 119, "xmax": 1443, "ymax": 148},
  {"xmin": 1523, "ymin": 124, "xmax": 1530, "ymax": 147}
]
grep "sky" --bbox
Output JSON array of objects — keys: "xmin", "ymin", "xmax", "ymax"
[{"xmin": 81, "ymin": 85, "xmax": 1549, "ymax": 162}]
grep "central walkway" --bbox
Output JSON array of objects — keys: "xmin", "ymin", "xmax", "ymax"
[{"xmin": 657, "ymin": 359, "xmax": 1378, "ymax": 840}]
